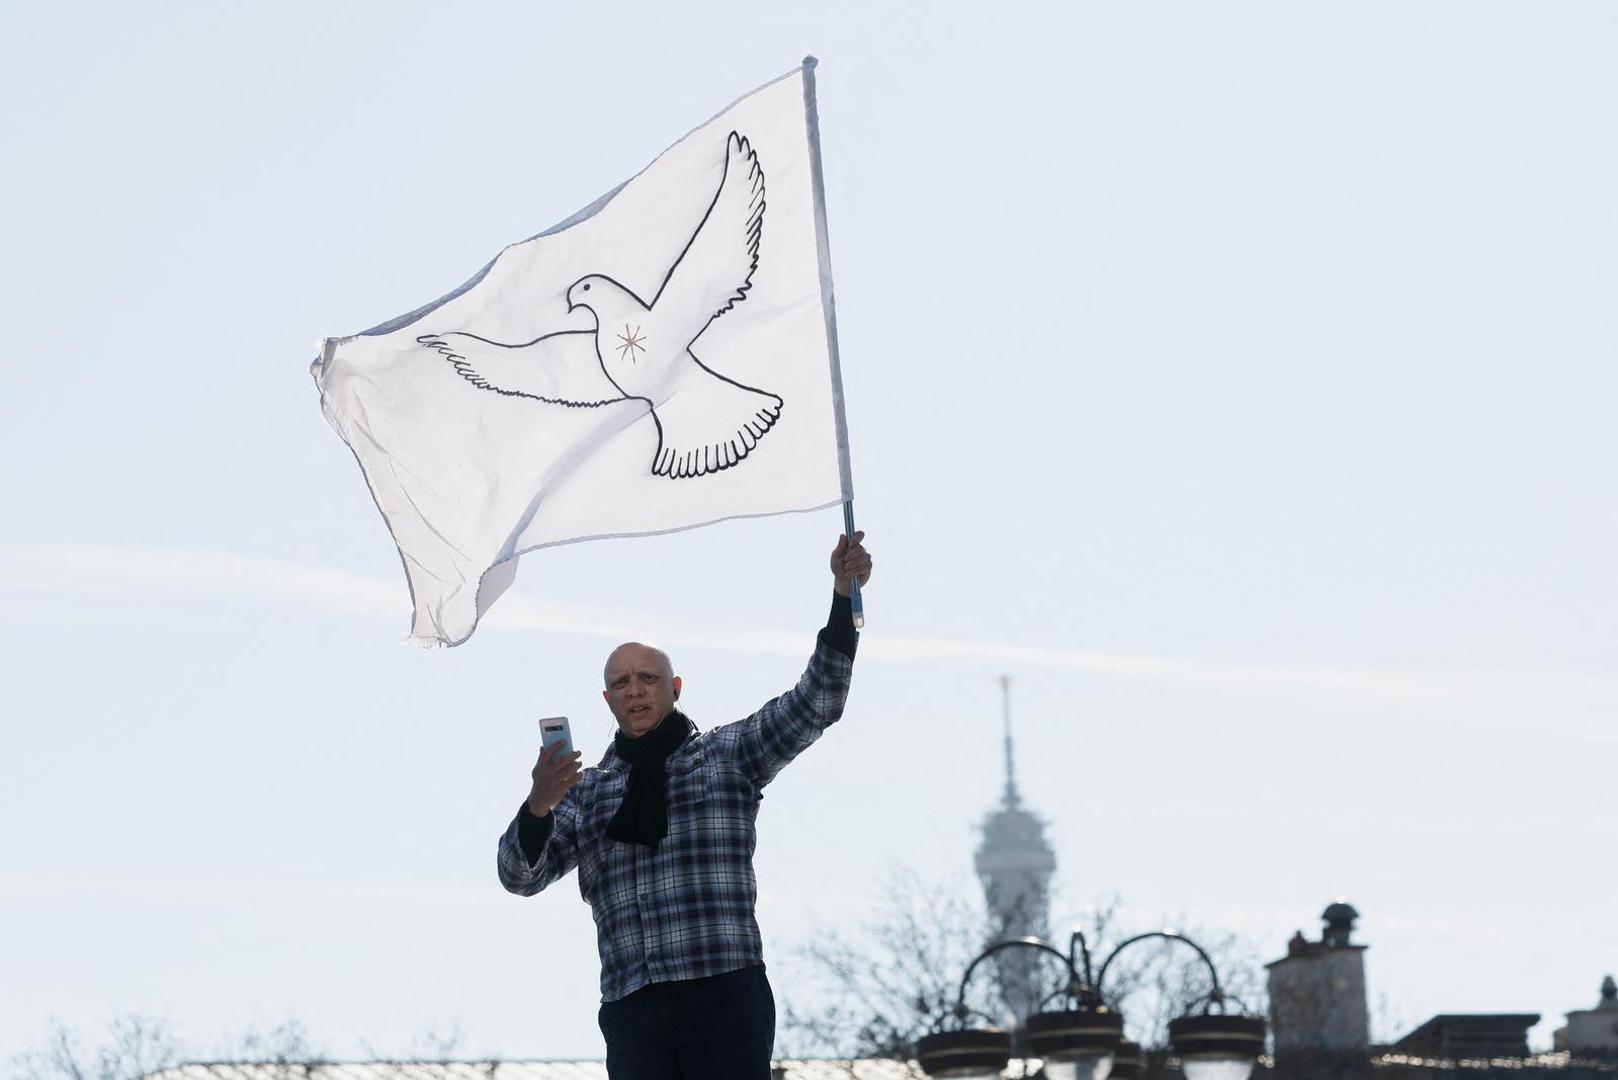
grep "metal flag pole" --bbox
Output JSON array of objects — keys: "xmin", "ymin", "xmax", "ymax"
[{"xmin": 801, "ymin": 54, "xmax": 864, "ymax": 628}]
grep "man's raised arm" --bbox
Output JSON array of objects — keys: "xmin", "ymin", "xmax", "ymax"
[{"xmin": 725, "ymin": 532, "xmax": 871, "ymax": 785}]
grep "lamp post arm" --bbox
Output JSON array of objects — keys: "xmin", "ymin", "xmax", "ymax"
[
  {"xmin": 956, "ymin": 936, "xmax": 1081, "ymax": 1021},
  {"xmin": 1093, "ymin": 930, "xmax": 1224, "ymax": 1006},
  {"xmin": 1067, "ymin": 929, "xmax": 1098, "ymax": 990}
]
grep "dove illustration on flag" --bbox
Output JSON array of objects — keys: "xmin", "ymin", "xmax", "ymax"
[{"xmin": 312, "ymin": 60, "xmax": 853, "ymax": 646}]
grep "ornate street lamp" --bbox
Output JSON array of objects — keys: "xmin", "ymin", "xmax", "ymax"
[
  {"xmin": 1167, "ymin": 1014, "xmax": 1267, "ymax": 1080},
  {"xmin": 913, "ymin": 1027, "xmax": 1015, "ymax": 1080},
  {"xmin": 915, "ymin": 929, "xmax": 1266, "ymax": 1080},
  {"xmin": 915, "ymin": 937, "xmax": 1086, "ymax": 1080},
  {"xmin": 1108, "ymin": 1040, "xmax": 1145, "ymax": 1080},
  {"xmin": 1024, "ymin": 1002, "xmax": 1124, "ymax": 1080},
  {"xmin": 1093, "ymin": 930, "xmax": 1267, "ymax": 1080}
]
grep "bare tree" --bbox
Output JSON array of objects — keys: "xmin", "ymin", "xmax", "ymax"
[
  {"xmin": 1369, "ymin": 989, "xmax": 1410, "ymax": 1048},
  {"xmin": 10, "ymin": 1015, "xmax": 333, "ymax": 1080},
  {"xmin": 778, "ymin": 868, "xmax": 1049, "ymax": 1061},
  {"xmin": 10, "ymin": 1016, "xmax": 182, "ymax": 1080},
  {"xmin": 780, "ymin": 873, "xmax": 1267, "ymax": 1066},
  {"xmin": 407, "ymin": 1023, "xmax": 466, "ymax": 1062},
  {"xmin": 224, "ymin": 1019, "xmax": 325, "ymax": 1079}
]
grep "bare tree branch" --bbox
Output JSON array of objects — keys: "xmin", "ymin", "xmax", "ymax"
[
  {"xmin": 10, "ymin": 1016, "xmax": 180, "ymax": 1080},
  {"xmin": 783, "ymin": 872, "xmax": 1268, "ymax": 1063}
]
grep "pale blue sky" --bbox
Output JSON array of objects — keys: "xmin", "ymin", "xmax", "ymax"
[{"xmin": 2, "ymin": 0, "xmax": 1614, "ymax": 1064}]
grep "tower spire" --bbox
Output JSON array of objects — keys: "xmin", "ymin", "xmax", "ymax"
[
  {"xmin": 976, "ymin": 672, "xmax": 1055, "ymax": 1028},
  {"xmin": 1000, "ymin": 673, "xmax": 1020, "ymax": 806}
]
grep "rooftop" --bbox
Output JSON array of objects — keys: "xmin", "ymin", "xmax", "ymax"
[{"xmin": 143, "ymin": 1061, "xmax": 987, "ymax": 1080}]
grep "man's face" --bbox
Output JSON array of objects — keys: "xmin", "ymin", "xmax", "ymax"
[{"xmin": 602, "ymin": 642, "xmax": 682, "ymax": 738}]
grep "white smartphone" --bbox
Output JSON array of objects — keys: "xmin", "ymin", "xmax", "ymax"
[{"xmin": 539, "ymin": 716, "xmax": 574, "ymax": 757}]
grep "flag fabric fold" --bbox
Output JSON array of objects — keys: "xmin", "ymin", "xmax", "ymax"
[{"xmin": 312, "ymin": 64, "xmax": 847, "ymax": 646}]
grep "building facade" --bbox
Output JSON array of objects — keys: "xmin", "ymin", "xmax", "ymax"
[
  {"xmin": 1555, "ymin": 976, "xmax": 1618, "ymax": 1057},
  {"xmin": 1266, "ymin": 900, "xmax": 1371, "ymax": 1077}
]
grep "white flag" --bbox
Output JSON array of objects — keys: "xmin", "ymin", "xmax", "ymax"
[{"xmin": 313, "ymin": 62, "xmax": 850, "ymax": 646}]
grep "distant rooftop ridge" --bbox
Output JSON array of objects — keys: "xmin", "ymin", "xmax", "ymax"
[{"xmin": 143, "ymin": 1060, "xmax": 932, "ymax": 1080}]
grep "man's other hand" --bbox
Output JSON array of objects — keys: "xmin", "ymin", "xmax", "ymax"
[
  {"xmin": 527, "ymin": 742, "xmax": 583, "ymax": 818},
  {"xmin": 830, "ymin": 531, "xmax": 872, "ymax": 598}
]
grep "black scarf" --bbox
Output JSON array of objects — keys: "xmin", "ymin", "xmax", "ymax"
[{"xmin": 605, "ymin": 710, "xmax": 695, "ymax": 847}]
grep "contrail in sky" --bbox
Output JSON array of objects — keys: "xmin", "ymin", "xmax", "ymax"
[{"xmin": 2, "ymin": 543, "xmax": 1613, "ymax": 730}]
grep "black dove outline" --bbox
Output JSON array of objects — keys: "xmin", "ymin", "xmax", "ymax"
[{"xmin": 420, "ymin": 131, "xmax": 784, "ymax": 480}]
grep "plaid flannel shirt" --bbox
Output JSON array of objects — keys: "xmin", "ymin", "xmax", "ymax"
[{"xmin": 497, "ymin": 611, "xmax": 855, "ymax": 1002}]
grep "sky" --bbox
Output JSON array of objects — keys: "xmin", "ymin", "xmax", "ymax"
[{"xmin": 2, "ymin": 0, "xmax": 1615, "ymax": 1066}]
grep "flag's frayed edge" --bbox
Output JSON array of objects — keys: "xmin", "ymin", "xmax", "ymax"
[{"xmin": 425, "ymin": 496, "xmax": 846, "ymax": 649}]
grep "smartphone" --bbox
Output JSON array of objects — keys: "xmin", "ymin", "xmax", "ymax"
[{"xmin": 539, "ymin": 716, "xmax": 574, "ymax": 758}]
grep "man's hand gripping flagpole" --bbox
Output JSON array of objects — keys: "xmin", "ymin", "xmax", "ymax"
[
  {"xmin": 831, "ymin": 529, "xmax": 872, "ymax": 603},
  {"xmin": 841, "ymin": 504, "xmax": 865, "ymax": 626}
]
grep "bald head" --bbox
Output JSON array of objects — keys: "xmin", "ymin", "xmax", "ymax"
[
  {"xmin": 601, "ymin": 641, "xmax": 681, "ymax": 738},
  {"xmin": 603, "ymin": 641, "xmax": 673, "ymax": 687}
]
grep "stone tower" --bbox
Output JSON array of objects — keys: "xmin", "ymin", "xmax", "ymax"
[
  {"xmin": 1554, "ymin": 975, "xmax": 1618, "ymax": 1055},
  {"xmin": 973, "ymin": 675, "xmax": 1057, "ymax": 1027},
  {"xmin": 1266, "ymin": 901, "xmax": 1371, "ymax": 1077}
]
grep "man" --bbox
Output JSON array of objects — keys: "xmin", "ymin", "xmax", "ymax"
[{"xmin": 497, "ymin": 532, "xmax": 873, "ymax": 1080}]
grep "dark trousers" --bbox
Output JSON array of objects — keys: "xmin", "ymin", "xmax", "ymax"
[{"xmin": 598, "ymin": 964, "xmax": 776, "ymax": 1080}]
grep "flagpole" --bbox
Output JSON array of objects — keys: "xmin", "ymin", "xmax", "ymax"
[{"xmin": 801, "ymin": 54, "xmax": 864, "ymax": 629}]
